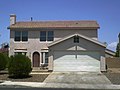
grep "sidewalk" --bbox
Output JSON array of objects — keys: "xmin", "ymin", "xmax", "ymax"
[{"xmin": 1, "ymin": 81, "xmax": 120, "ymax": 89}]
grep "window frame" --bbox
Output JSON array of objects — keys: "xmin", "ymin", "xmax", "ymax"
[
  {"xmin": 14, "ymin": 31, "xmax": 21, "ymax": 41},
  {"xmin": 47, "ymin": 31, "xmax": 54, "ymax": 41},
  {"xmin": 14, "ymin": 31, "xmax": 28, "ymax": 42},
  {"xmin": 22, "ymin": 31, "xmax": 28, "ymax": 41},
  {"xmin": 74, "ymin": 36, "xmax": 79, "ymax": 43},
  {"xmin": 40, "ymin": 31, "xmax": 47, "ymax": 41},
  {"xmin": 40, "ymin": 31, "xmax": 54, "ymax": 42}
]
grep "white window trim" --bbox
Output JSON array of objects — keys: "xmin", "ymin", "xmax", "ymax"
[{"xmin": 14, "ymin": 41, "xmax": 28, "ymax": 43}]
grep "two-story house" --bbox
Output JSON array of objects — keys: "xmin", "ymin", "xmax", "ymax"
[{"xmin": 8, "ymin": 14, "xmax": 106, "ymax": 72}]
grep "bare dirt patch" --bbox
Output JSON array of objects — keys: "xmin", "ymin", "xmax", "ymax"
[
  {"xmin": 103, "ymin": 68, "xmax": 120, "ymax": 85},
  {"xmin": 0, "ymin": 73, "xmax": 49, "ymax": 82},
  {"xmin": 104, "ymin": 58, "xmax": 120, "ymax": 84}
]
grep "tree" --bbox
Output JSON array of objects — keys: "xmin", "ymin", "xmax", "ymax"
[
  {"xmin": 1, "ymin": 42, "xmax": 9, "ymax": 49},
  {"xmin": 115, "ymin": 43, "xmax": 119, "ymax": 57},
  {"xmin": 115, "ymin": 33, "xmax": 120, "ymax": 57},
  {"xmin": 0, "ymin": 53, "xmax": 7, "ymax": 71}
]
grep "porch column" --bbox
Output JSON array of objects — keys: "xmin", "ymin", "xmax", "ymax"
[
  {"xmin": 43, "ymin": 52, "xmax": 45, "ymax": 64},
  {"xmin": 48, "ymin": 51, "xmax": 53, "ymax": 71}
]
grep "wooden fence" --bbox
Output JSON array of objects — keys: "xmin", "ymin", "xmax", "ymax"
[{"xmin": 106, "ymin": 57, "xmax": 120, "ymax": 68}]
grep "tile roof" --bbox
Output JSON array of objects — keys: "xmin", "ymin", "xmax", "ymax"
[{"xmin": 8, "ymin": 20, "xmax": 100, "ymax": 29}]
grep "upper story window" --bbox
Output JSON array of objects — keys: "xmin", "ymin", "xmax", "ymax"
[
  {"xmin": 47, "ymin": 31, "xmax": 54, "ymax": 41},
  {"xmin": 40, "ymin": 31, "xmax": 54, "ymax": 42},
  {"xmin": 15, "ymin": 31, "xmax": 21, "ymax": 41},
  {"xmin": 40, "ymin": 31, "xmax": 46, "ymax": 41},
  {"xmin": 14, "ymin": 31, "xmax": 28, "ymax": 42},
  {"xmin": 22, "ymin": 31, "xmax": 28, "ymax": 41},
  {"xmin": 74, "ymin": 36, "xmax": 79, "ymax": 43}
]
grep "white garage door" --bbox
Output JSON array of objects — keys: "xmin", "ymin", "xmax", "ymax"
[{"xmin": 54, "ymin": 51, "xmax": 100, "ymax": 72}]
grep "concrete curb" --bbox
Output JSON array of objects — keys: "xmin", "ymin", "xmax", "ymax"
[
  {"xmin": 30, "ymin": 72, "xmax": 50, "ymax": 74},
  {"xmin": 1, "ymin": 81, "xmax": 120, "ymax": 89}
]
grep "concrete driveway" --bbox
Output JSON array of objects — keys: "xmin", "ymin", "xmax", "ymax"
[{"xmin": 44, "ymin": 72, "xmax": 111, "ymax": 84}]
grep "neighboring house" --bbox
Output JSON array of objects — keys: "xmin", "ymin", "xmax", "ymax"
[
  {"xmin": 0, "ymin": 42, "xmax": 9, "ymax": 55},
  {"xmin": 105, "ymin": 49, "xmax": 115, "ymax": 58},
  {"xmin": 8, "ymin": 14, "xmax": 107, "ymax": 72},
  {"xmin": 0, "ymin": 48, "xmax": 9, "ymax": 55}
]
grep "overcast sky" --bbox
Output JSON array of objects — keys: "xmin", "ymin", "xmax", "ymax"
[{"xmin": 0, "ymin": 0, "xmax": 120, "ymax": 51}]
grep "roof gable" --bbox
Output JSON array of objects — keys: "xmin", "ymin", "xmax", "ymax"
[{"xmin": 48, "ymin": 33, "xmax": 106, "ymax": 47}]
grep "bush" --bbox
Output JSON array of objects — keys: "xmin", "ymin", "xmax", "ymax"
[
  {"xmin": 8, "ymin": 54, "xmax": 32, "ymax": 78},
  {"xmin": 3, "ymin": 53, "xmax": 9, "ymax": 68},
  {"xmin": 0, "ymin": 53, "xmax": 7, "ymax": 71}
]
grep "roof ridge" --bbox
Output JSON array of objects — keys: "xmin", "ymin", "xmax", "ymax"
[
  {"xmin": 16, "ymin": 20, "xmax": 97, "ymax": 23},
  {"xmin": 8, "ymin": 20, "xmax": 100, "ymax": 29}
]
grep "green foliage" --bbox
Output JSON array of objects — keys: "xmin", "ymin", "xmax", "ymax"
[
  {"xmin": 3, "ymin": 53, "xmax": 9, "ymax": 68},
  {"xmin": 8, "ymin": 54, "xmax": 32, "ymax": 78},
  {"xmin": 0, "ymin": 53, "xmax": 7, "ymax": 71},
  {"xmin": 115, "ymin": 43, "xmax": 119, "ymax": 57}
]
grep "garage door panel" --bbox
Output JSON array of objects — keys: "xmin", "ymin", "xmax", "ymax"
[
  {"xmin": 54, "ymin": 51, "xmax": 100, "ymax": 72},
  {"xmin": 55, "ymin": 60, "xmax": 99, "ymax": 65},
  {"xmin": 54, "ymin": 66, "xmax": 100, "ymax": 72},
  {"xmin": 54, "ymin": 52, "xmax": 76, "ymax": 60}
]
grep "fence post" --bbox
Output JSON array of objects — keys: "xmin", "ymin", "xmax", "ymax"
[{"xmin": 100, "ymin": 56, "xmax": 106, "ymax": 72}]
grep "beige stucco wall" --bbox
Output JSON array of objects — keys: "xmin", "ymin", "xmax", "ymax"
[
  {"xmin": 9, "ymin": 29, "xmax": 50, "ymax": 67},
  {"xmin": 9, "ymin": 28, "xmax": 98, "ymax": 67},
  {"xmin": 54, "ymin": 29, "xmax": 98, "ymax": 40}
]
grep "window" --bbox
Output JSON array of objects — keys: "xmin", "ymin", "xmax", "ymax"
[
  {"xmin": 22, "ymin": 31, "xmax": 28, "ymax": 41},
  {"xmin": 14, "ymin": 31, "xmax": 28, "ymax": 42},
  {"xmin": 40, "ymin": 31, "xmax": 54, "ymax": 41},
  {"xmin": 45, "ymin": 52, "xmax": 48, "ymax": 63},
  {"xmin": 74, "ymin": 36, "xmax": 79, "ymax": 43},
  {"xmin": 40, "ymin": 31, "xmax": 46, "ymax": 41},
  {"xmin": 41, "ymin": 52, "xmax": 44, "ymax": 63},
  {"xmin": 47, "ymin": 31, "xmax": 54, "ymax": 41},
  {"xmin": 15, "ymin": 31, "xmax": 21, "ymax": 41},
  {"xmin": 41, "ymin": 52, "xmax": 48, "ymax": 64}
]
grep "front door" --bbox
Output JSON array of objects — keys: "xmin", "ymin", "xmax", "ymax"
[{"xmin": 33, "ymin": 52, "xmax": 40, "ymax": 67}]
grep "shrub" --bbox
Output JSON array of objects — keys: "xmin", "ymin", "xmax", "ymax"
[
  {"xmin": 8, "ymin": 54, "xmax": 32, "ymax": 78},
  {"xmin": 3, "ymin": 53, "xmax": 9, "ymax": 68},
  {"xmin": 0, "ymin": 53, "xmax": 7, "ymax": 71}
]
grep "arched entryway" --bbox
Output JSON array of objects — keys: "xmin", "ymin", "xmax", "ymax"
[{"xmin": 33, "ymin": 52, "xmax": 40, "ymax": 67}]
